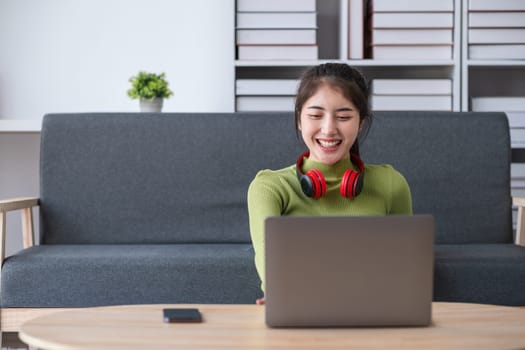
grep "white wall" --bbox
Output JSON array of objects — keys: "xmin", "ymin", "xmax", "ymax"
[
  {"xmin": 0, "ymin": 0, "xmax": 235, "ymax": 257},
  {"xmin": 0, "ymin": 0, "xmax": 235, "ymax": 119}
]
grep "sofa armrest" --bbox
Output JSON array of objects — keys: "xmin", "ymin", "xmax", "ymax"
[
  {"xmin": 512, "ymin": 197, "xmax": 525, "ymax": 246},
  {"xmin": 0, "ymin": 197, "xmax": 39, "ymax": 263}
]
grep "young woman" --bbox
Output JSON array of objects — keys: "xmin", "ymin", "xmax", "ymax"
[{"xmin": 247, "ymin": 63, "xmax": 412, "ymax": 304}]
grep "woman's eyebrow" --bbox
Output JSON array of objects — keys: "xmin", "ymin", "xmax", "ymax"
[
  {"xmin": 306, "ymin": 106, "xmax": 355, "ymax": 112},
  {"xmin": 306, "ymin": 105, "xmax": 324, "ymax": 110}
]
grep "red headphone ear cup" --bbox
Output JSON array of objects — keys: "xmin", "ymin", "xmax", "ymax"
[
  {"xmin": 340, "ymin": 169, "xmax": 363, "ymax": 198},
  {"xmin": 305, "ymin": 169, "xmax": 327, "ymax": 199}
]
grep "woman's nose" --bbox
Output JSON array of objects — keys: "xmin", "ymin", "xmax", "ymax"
[{"xmin": 320, "ymin": 116, "xmax": 336, "ymax": 134}]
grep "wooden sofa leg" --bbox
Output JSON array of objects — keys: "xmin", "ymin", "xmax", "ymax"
[
  {"xmin": 1, "ymin": 211, "xmax": 6, "ymax": 269},
  {"xmin": 21, "ymin": 207, "xmax": 34, "ymax": 248},
  {"xmin": 516, "ymin": 206, "xmax": 525, "ymax": 246}
]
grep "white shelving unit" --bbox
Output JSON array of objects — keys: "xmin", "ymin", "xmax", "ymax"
[
  {"xmin": 235, "ymin": 0, "xmax": 462, "ymax": 112},
  {"xmin": 461, "ymin": 0, "xmax": 525, "ymax": 114},
  {"xmin": 461, "ymin": 5, "xmax": 525, "ymax": 121}
]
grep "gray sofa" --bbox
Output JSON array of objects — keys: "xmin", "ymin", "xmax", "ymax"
[{"xmin": 1, "ymin": 112, "xmax": 525, "ymax": 330}]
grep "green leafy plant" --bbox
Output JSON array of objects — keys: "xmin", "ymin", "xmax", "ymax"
[{"xmin": 127, "ymin": 71, "xmax": 173, "ymax": 100}]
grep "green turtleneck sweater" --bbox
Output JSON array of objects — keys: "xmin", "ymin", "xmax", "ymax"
[{"xmin": 247, "ymin": 156, "xmax": 412, "ymax": 292}]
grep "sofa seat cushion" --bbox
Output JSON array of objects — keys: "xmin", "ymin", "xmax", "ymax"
[
  {"xmin": 434, "ymin": 244, "xmax": 525, "ymax": 306},
  {"xmin": 1, "ymin": 244, "xmax": 262, "ymax": 307}
]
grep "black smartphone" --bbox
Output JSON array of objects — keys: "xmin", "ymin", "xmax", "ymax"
[{"xmin": 163, "ymin": 308, "xmax": 202, "ymax": 323}]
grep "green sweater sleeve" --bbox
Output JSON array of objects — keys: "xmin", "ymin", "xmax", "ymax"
[{"xmin": 247, "ymin": 170, "xmax": 286, "ymax": 292}]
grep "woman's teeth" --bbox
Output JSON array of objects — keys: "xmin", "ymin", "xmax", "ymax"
[{"xmin": 318, "ymin": 139, "xmax": 341, "ymax": 148}]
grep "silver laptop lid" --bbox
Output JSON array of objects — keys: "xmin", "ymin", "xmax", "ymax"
[{"xmin": 264, "ymin": 215, "xmax": 434, "ymax": 328}]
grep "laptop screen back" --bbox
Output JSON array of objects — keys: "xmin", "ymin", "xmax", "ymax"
[{"xmin": 264, "ymin": 215, "xmax": 434, "ymax": 327}]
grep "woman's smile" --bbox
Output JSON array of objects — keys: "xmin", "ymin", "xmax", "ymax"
[{"xmin": 317, "ymin": 138, "xmax": 342, "ymax": 150}]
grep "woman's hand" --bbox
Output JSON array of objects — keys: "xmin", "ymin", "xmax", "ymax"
[{"xmin": 256, "ymin": 297, "xmax": 265, "ymax": 305}]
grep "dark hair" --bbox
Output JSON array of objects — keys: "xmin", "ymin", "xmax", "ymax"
[{"xmin": 294, "ymin": 63, "xmax": 372, "ymax": 156}]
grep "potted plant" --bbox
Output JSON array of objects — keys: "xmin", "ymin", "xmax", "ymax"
[{"xmin": 127, "ymin": 71, "xmax": 174, "ymax": 112}]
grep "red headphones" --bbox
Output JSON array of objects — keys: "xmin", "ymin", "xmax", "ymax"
[{"xmin": 295, "ymin": 151, "xmax": 365, "ymax": 199}]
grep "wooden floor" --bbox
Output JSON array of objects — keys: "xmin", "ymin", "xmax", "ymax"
[{"xmin": 1, "ymin": 332, "xmax": 28, "ymax": 350}]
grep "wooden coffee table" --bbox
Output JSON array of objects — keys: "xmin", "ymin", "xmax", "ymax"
[{"xmin": 19, "ymin": 302, "xmax": 525, "ymax": 350}]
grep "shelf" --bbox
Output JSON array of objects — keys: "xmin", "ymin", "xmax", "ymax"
[
  {"xmin": 466, "ymin": 60, "xmax": 525, "ymax": 67},
  {"xmin": 235, "ymin": 59, "xmax": 456, "ymax": 67},
  {"xmin": 235, "ymin": 60, "xmax": 332, "ymax": 67},
  {"xmin": 0, "ymin": 119, "xmax": 42, "ymax": 132}
]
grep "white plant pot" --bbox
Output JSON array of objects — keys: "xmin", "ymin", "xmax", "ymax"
[{"xmin": 139, "ymin": 98, "xmax": 163, "ymax": 112}]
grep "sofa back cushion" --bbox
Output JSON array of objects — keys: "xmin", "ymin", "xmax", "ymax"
[
  {"xmin": 362, "ymin": 111, "xmax": 512, "ymax": 244},
  {"xmin": 40, "ymin": 111, "xmax": 512, "ymax": 245},
  {"xmin": 40, "ymin": 113, "xmax": 304, "ymax": 244}
]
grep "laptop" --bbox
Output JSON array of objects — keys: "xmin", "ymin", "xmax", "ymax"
[{"xmin": 264, "ymin": 215, "xmax": 434, "ymax": 328}]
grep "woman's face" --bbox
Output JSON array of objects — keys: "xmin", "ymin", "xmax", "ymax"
[{"xmin": 298, "ymin": 83, "xmax": 361, "ymax": 165}]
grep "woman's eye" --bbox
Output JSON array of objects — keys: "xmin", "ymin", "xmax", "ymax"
[
  {"xmin": 337, "ymin": 115, "xmax": 352, "ymax": 121},
  {"xmin": 308, "ymin": 114, "xmax": 322, "ymax": 119}
]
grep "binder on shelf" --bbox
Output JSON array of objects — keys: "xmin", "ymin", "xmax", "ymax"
[
  {"xmin": 371, "ymin": 79, "xmax": 452, "ymax": 95},
  {"xmin": 468, "ymin": 0, "xmax": 525, "ymax": 11},
  {"xmin": 236, "ymin": 96, "xmax": 295, "ymax": 112},
  {"xmin": 468, "ymin": 12, "xmax": 525, "ymax": 28},
  {"xmin": 511, "ymin": 163, "xmax": 525, "ymax": 180},
  {"xmin": 469, "ymin": 44, "xmax": 525, "ymax": 60},
  {"xmin": 237, "ymin": 45, "xmax": 319, "ymax": 60},
  {"xmin": 366, "ymin": 1, "xmax": 455, "ymax": 60},
  {"xmin": 236, "ymin": 29, "xmax": 317, "ymax": 45},
  {"xmin": 468, "ymin": 29, "xmax": 525, "ymax": 44},
  {"xmin": 348, "ymin": 0, "xmax": 364, "ymax": 59},
  {"xmin": 510, "ymin": 128, "xmax": 525, "ymax": 148},
  {"xmin": 236, "ymin": 79, "xmax": 299, "ymax": 95},
  {"xmin": 471, "ymin": 97, "xmax": 525, "ymax": 112},
  {"xmin": 235, "ymin": 2, "xmax": 319, "ymax": 61},
  {"xmin": 371, "ymin": 13, "xmax": 454, "ymax": 28},
  {"xmin": 236, "ymin": 13, "xmax": 317, "ymax": 29},
  {"xmin": 372, "ymin": 0, "xmax": 453, "ymax": 12},
  {"xmin": 370, "ymin": 95, "xmax": 452, "ymax": 111},
  {"xmin": 512, "ymin": 187, "xmax": 525, "ymax": 197},
  {"xmin": 371, "ymin": 45, "xmax": 452, "ymax": 60},
  {"xmin": 511, "ymin": 179, "xmax": 525, "ymax": 189},
  {"xmin": 237, "ymin": 0, "xmax": 316, "ymax": 13},
  {"xmin": 372, "ymin": 29, "xmax": 453, "ymax": 45},
  {"xmin": 506, "ymin": 112, "xmax": 525, "ymax": 128}
]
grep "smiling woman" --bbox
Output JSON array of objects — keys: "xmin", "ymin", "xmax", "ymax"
[{"xmin": 247, "ymin": 63, "xmax": 413, "ymax": 302}]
